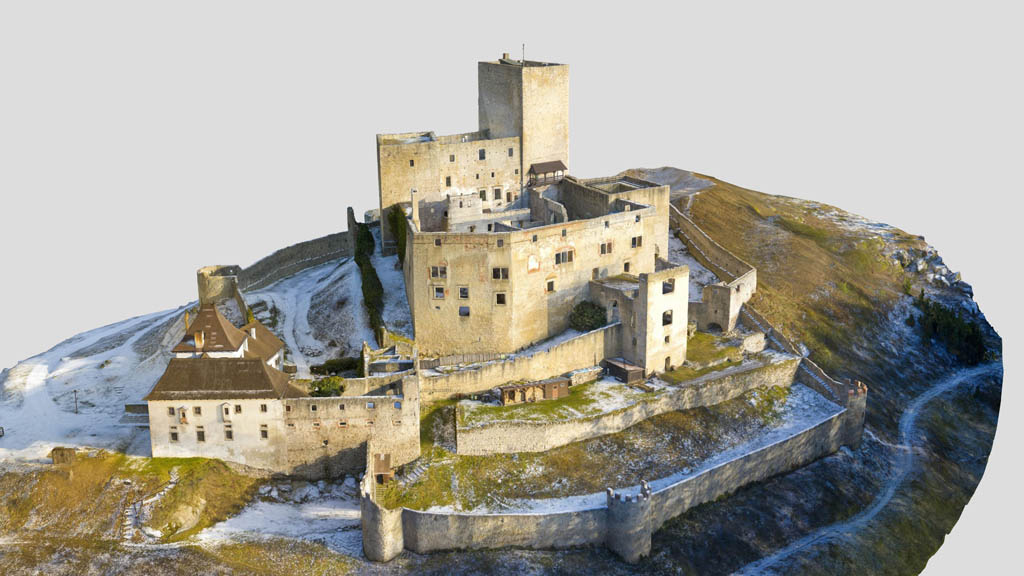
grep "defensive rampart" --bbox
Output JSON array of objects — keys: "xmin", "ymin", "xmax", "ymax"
[
  {"xmin": 670, "ymin": 205, "xmax": 756, "ymax": 331},
  {"xmin": 362, "ymin": 375, "xmax": 866, "ymax": 563},
  {"xmin": 455, "ymin": 358, "xmax": 800, "ymax": 455},
  {"xmin": 420, "ymin": 323, "xmax": 622, "ymax": 401}
]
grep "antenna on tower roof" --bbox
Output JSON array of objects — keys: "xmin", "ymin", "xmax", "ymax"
[{"xmin": 522, "ymin": 43, "xmax": 525, "ymax": 66}]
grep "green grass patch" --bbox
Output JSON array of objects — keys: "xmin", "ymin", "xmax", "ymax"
[
  {"xmin": 662, "ymin": 358, "xmax": 743, "ymax": 384},
  {"xmin": 457, "ymin": 379, "xmax": 644, "ymax": 427},
  {"xmin": 685, "ymin": 332, "xmax": 742, "ymax": 365}
]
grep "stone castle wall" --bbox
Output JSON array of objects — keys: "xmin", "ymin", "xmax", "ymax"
[
  {"xmin": 362, "ymin": 379, "xmax": 866, "ymax": 563},
  {"xmin": 420, "ymin": 323, "xmax": 622, "ymax": 401},
  {"xmin": 282, "ymin": 375, "xmax": 420, "ymax": 479},
  {"xmin": 455, "ymin": 358, "xmax": 800, "ymax": 455},
  {"xmin": 237, "ymin": 230, "xmax": 353, "ymax": 292}
]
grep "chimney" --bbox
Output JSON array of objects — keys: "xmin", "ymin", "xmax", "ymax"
[
  {"xmin": 250, "ymin": 327, "xmax": 257, "ymax": 339},
  {"xmin": 195, "ymin": 331, "xmax": 205, "ymax": 353}
]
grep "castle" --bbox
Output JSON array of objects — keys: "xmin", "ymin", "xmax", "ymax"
[{"xmin": 143, "ymin": 54, "xmax": 867, "ymax": 564}]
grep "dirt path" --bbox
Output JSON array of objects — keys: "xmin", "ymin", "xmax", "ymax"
[{"xmin": 734, "ymin": 362, "xmax": 1002, "ymax": 575}]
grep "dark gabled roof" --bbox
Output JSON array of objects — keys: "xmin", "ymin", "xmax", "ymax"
[
  {"xmin": 144, "ymin": 357, "xmax": 292, "ymax": 401},
  {"xmin": 241, "ymin": 320, "xmax": 285, "ymax": 361},
  {"xmin": 528, "ymin": 160, "xmax": 568, "ymax": 175},
  {"xmin": 172, "ymin": 305, "xmax": 248, "ymax": 354}
]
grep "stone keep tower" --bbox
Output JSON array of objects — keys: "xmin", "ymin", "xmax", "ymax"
[{"xmin": 478, "ymin": 55, "xmax": 570, "ymax": 184}]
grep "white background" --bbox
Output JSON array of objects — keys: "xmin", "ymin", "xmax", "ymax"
[{"xmin": 0, "ymin": 2, "xmax": 1019, "ymax": 573}]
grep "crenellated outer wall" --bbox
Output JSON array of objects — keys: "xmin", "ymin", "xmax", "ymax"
[
  {"xmin": 362, "ymin": 366, "xmax": 866, "ymax": 564},
  {"xmin": 455, "ymin": 358, "xmax": 800, "ymax": 455}
]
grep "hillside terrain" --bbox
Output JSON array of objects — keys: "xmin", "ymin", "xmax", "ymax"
[{"xmin": 0, "ymin": 168, "xmax": 1001, "ymax": 575}]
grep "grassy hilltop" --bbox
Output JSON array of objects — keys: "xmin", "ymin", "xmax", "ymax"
[{"xmin": 0, "ymin": 170, "xmax": 1001, "ymax": 575}]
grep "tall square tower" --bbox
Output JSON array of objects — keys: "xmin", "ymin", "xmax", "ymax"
[{"xmin": 478, "ymin": 55, "xmax": 570, "ymax": 184}]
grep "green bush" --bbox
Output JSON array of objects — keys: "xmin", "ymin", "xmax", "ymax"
[
  {"xmin": 354, "ymin": 223, "xmax": 384, "ymax": 338},
  {"xmin": 388, "ymin": 205, "xmax": 408, "ymax": 267},
  {"xmin": 310, "ymin": 357, "xmax": 361, "ymax": 376},
  {"xmin": 309, "ymin": 376, "xmax": 345, "ymax": 397},
  {"xmin": 569, "ymin": 301, "xmax": 607, "ymax": 332},
  {"xmin": 913, "ymin": 290, "xmax": 986, "ymax": 365}
]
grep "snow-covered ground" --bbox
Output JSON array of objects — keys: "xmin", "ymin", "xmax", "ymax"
[
  {"xmin": 369, "ymin": 227, "xmax": 413, "ymax": 339},
  {"xmin": 247, "ymin": 258, "xmax": 374, "ymax": 378},
  {"xmin": 0, "ymin": 305, "xmax": 187, "ymax": 462},
  {"xmin": 432, "ymin": 383, "xmax": 841, "ymax": 514},
  {"xmin": 0, "ymin": 255, "xmax": 381, "ymax": 462},
  {"xmin": 668, "ymin": 232, "xmax": 719, "ymax": 301},
  {"xmin": 197, "ymin": 495, "xmax": 363, "ymax": 557}
]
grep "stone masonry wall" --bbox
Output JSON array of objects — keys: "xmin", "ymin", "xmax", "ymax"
[
  {"xmin": 236, "ymin": 231, "xmax": 353, "ymax": 292},
  {"xmin": 362, "ymin": 382, "xmax": 865, "ymax": 563},
  {"xmin": 455, "ymin": 358, "xmax": 800, "ymax": 455},
  {"xmin": 421, "ymin": 323, "xmax": 621, "ymax": 401}
]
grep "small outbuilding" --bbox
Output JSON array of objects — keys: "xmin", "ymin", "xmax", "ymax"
[{"xmin": 498, "ymin": 377, "xmax": 570, "ymax": 406}]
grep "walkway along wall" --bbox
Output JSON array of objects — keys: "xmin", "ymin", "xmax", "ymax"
[
  {"xmin": 455, "ymin": 358, "xmax": 800, "ymax": 455},
  {"xmin": 420, "ymin": 323, "xmax": 622, "ymax": 401},
  {"xmin": 362, "ymin": 371, "xmax": 867, "ymax": 563},
  {"xmin": 670, "ymin": 205, "xmax": 756, "ymax": 331}
]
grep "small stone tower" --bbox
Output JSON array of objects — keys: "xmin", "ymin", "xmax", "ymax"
[{"xmin": 605, "ymin": 481, "xmax": 653, "ymax": 563}]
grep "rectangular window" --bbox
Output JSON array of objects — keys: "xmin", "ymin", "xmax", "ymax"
[
  {"xmin": 311, "ymin": 405, "xmax": 318, "ymax": 412},
  {"xmin": 312, "ymin": 421, "xmax": 320, "ymax": 429},
  {"xmin": 555, "ymin": 249, "xmax": 574, "ymax": 265},
  {"xmin": 459, "ymin": 306, "xmax": 470, "ymax": 317},
  {"xmin": 260, "ymin": 425, "xmax": 268, "ymax": 439},
  {"xmin": 224, "ymin": 426, "xmax": 233, "ymax": 441},
  {"xmin": 490, "ymin": 171, "xmax": 495, "ymax": 178},
  {"xmin": 433, "ymin": 286, "xmax": 445, "ymax": 299},
  {"xmin": 367, "ymin": 420, "xmax": 375, "ymax": 426},
  {"xmin": 339, "ymin": 421, "xmax": 348, "ymax": 428},
  {"xmin": 167, "ymin": 407, "xmax": 175, "ymax": 416},
  {"xmin": 515, "ymin": 168, "xmax": 519, "ymax": 175},
  {"xmin": 600, "ymin": 241, "xmax": 613, "ymax": 255},
  {"xmin": 497, "ymin": 239, "xmax": 504, "ymax": 247},
  {"xmin": 492, "ymin": 267, "xmax": 509, "ymax": 280},
  {"xmin": 193, "ymin": 406, "xmax": 202, "ymax": 416},
  {"xmin": 170, "ymin": 427, "xmax": 179, "ymax": 442},
  {"xmin": 478, "ymin": 149, "xmax": 486, "ymax": 160},
  {"xmin": 394, "ymin": 401, "xmax": 402, "ymax": 409},
  {"xmin": 663, "ymin": 310, "xmax": 673, "ymax": 326},
  {"xmin": 495, "ymin": 292, "xmax": 507, "ymax": 305},
  {"xmin": 662, "ymin": 279, "xmax": 675, "ymax": 294},
  {"xmin": 449, "ymin": 154, "xmax": 455, "ymax": 162},
  {"xmin": 409, "ymin": 159, "xmax": 414, "ymax": 167},
  {"xmin": 459, "ymin": 286, "xmax": 469, "ymax": 299},
  {"xmin": 631, "ymin": 236, "xmax": 643, "ymax": 248},
  {"xmin": 260, "ymin": 403, "xmax": 267, "ymax": 413},
  {"xmin": 234, "ymin": 404, "xmax": 242, "ymax": 414},
  {"xmin": 445, "ymin": 176, "xmax": 451, "ymax": 187},
  {"xmin": 624, "ymin": 262, "xmax": 631, "ymax": 273},
  {"xmin": 532, "ymin": 234, "xmax": 538, "ymax": 242},
  {"xmin": 546, "ymin": 280, "xmax": 555, "ymax": 293},
  {"xmin": 506, "ymin": 192, "xmax": 511, "ymax": 202},
  {"xmin": 480, "ymin": 190, "xmax": 487, "ymax": 200},
  {"xmin": 493, "ymin": 188, "xmax": 501, "ymax": 200},
  {"xmin": 339, "ymin": 404, "xmax": 345, "ymax": 411},
  {"xmin": 367, "ymin": 402, "xmax": 376, "ymax": 410},
  {"xmin": 508, "ymin": 147, "xmax": 514, "ymax": 157},
  {"xmin": 430, "ymin": 266, "xmax": 447, "ymax": 278},
  {"xmin": 434, "ymin": 238, "xmax": 441, "ymax": 247},
  {"xmin": 223, "ymin": 406, "xmax": 230, "ymax": 417},
  {"xmin": 285, "ymin": 405, "xmax": 291, "ymax": 412},
  {"xmin": 196, "ymin": 427, "xmax": 205, "ymax": 442}
]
